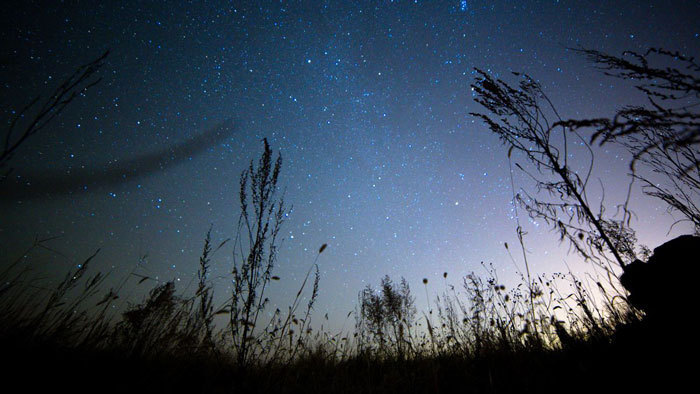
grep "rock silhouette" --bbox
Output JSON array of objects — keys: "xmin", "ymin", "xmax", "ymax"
[{"xmin": 620, "ymin": 234, "xmax": 700, "ymax": 321}]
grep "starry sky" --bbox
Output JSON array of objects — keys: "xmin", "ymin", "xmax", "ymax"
[{"xmin": 1, "ymin": 1, "xmax": 698, "ymax": 330}]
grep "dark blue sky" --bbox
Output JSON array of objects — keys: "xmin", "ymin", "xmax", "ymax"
[{"xmin": 1, "ymin": 1, "xmax": 698, "ymax": 328}]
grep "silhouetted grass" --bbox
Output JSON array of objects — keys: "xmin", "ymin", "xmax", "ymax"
[
  {"xmin": 1, "ymin": 142, "xmax": 688, "ymax": 392},
  {"xmin": 1, "ymin": 234, "xmax": 683, "ymax": 394}
]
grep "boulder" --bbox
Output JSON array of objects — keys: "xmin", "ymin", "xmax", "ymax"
[{"xmin": 620, "ymin": 234, "xmax": 700, "ymax": 319}]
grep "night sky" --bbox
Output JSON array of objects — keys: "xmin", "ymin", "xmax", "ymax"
[{"xmin": 1, "ymin": 1, "xmax": 698, "ymax": 330}]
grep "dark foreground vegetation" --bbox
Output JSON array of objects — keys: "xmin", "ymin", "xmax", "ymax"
[
  {"xmin": 0, "ymin": 240, "xmax": 693, "ymax": 394},
  {"xmin": 2, "ymin": 47, "xmax": 699, "ymax": 392}
]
